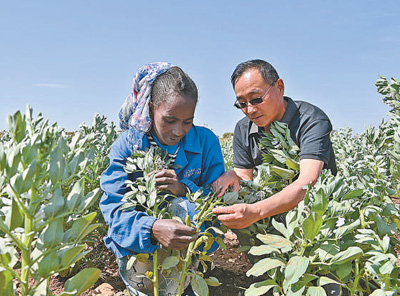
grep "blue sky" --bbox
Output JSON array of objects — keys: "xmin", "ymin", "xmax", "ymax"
[{"xmin": 1, "ymin": 1, "xmax": 399, "ymax": 137}]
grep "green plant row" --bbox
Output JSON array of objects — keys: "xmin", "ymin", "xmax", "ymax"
[{"xmin": 0, "ymin": 108, "xmax": 117, "ymax": 296}]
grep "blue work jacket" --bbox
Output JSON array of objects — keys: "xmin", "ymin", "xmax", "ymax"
[{"xmin": 100, "ymin": 125, "xmax": 225, "ymax": 258}]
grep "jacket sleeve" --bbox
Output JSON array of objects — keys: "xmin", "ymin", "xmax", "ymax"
[{"xmin": 99, "ymin": 132, "xmax": 159, "ymax": 258}]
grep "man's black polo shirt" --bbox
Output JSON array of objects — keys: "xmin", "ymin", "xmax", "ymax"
[{"xmin": 233, "ymin": 96, "xmax": 337, "ymax": 175}]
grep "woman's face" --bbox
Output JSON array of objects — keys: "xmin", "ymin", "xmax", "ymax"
[{"xmin": 151, "ymin": 94, "xmax": 196, "ymax": 146}]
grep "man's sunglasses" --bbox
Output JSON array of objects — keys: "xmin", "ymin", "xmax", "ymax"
[{"xmin": 233, "ymin": 80, "xmax": 277, "ymax": 109}]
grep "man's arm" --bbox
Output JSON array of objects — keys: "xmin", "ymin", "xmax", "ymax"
[{"xmin": 212, "ymin": 159, "xmax": 324, "ymax": 229}]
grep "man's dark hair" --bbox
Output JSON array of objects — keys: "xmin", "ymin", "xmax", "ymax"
[
  {"xmin": 151, "ymin": 66, "xmax": 198, "ymax": 107},
  {"xmin": 231, "ymin": 59, "xmax": 280, "ymax": 88}
]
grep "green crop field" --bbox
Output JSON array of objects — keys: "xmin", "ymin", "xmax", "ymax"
[{"xmin": 1, "ymin": 76, "xmax": 399, "ymax": 296}]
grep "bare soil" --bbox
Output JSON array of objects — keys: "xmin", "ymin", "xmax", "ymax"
[{"xmin": 47, "ymin": 231, "xmax": 253, "ymax": 296}]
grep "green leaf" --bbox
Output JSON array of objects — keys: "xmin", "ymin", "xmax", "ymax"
[
  {"xmin": 306, "ymin": 286, "xmax": 327, "ymax": 296},
  {"xmin": 270, "ymin": 166, "xmax": 297, "ymax": 180},
  {"xmin": 63, "ymin": 268, "xmax": 100, "ymax": 295},
  {"xmin": 5, "ymin": 197, "xmax": 24, "ymax": 231},
  {"xmin": 375, "ymin": 215, "xmax": 397, "ymax": 236},
  {"xmin": 311, "ymin": 189, "xmax": 329, "ymax": 216},
  {"xmin": 7, "ymin": 110, "xmax": 26, "ymax": 143},
  {"xmin": 0, "ymin": 269, "xmax": 14, "ymax": 296},
  {"xmin": 314, "ymin": 242, "xmax": 340, "ymax": 262},
  {"xmin": 38, "ymin": 250, "xmax": 60, "ymax": 277},
  {"xmin": 147, "ymin": 191, "xmax": 157, "ymax": 208},
  {"xmin": 330, "ymin": 246, "xmax": 363, "ymax": 265},
  {"xmin": 245, "ymin": 280, "xmax": 277, "ymax": 296},
  {"xmin": 342, "ymin": 189, "xmax": 364, "ymax": 200},
  {"xmin": 286, "ymin": 158, "xmax": 300, "ymax": 171},
  {"xmin": 207, "ymin": 226, "xmax": 224, "ymax": 236},
  {"xmin": 77, "ymin": 188, "xmax": 102, "ymax": 212},
  {"xmin": 63, "ymin": 212, "xmax": 99, "ymax": 243},
  {"xmin": 248, "ymin": 245, "xmax": 279, "ymax": 256},
  {"xmin": 303, "ymin": 212, "xmax": 323, "ymax": 241},
  {"xmin": 318, "ymin": 276, "xmax": 341, "ymax": 287},
  {"xmin": 126, "ymin": 256, "xmax": 137, "ymax": 270},
  {"xmin": 272, "ymin": 218, "xmax": 290, "ymax": 239},
  {"xmin": 238, "ymin": 245, "xmax": 251, "ymax": 252},
  {"xmin": 205, "ymin": 276, "xmax": 221, "ymax": 287},
  {"xmin": 0, "ymin": 237, "xmax": 18, "ymax": 268},
  {"xmin": 49, "ymin": 143, "xmax": 66, "ymax": 185},
  {"xmin": 192, "ymin": 274, "xmax": 209, "ymax": 296},
  {"xmin": 119, "ymin": 202, "xmax": 137, "ymax": 211},
  {"xmin": 161, "ymin": 256, "xmax": 180, "ymax": 270},
  {"xmin": 0, "ymin": 143, "xmax": 6, "ymax": 171},
  {"xmin": 44, "ymin": 187, "xmax": 64, "ymax": 219},
  {"xmin": 246, "ymin": 258, "xmax": 285, "ymax": 277},
  {"xmin": 68, "ymin": 151, "xmax": 85, "ymax": 175},
  {"xmin": 137, "ymin": 193, "xmax": 146, "ymax": 205},
  {"xmin": 223, "ymin": 191, "xmax": 239, "ymax": 205},
  {"xmin": 335, "ymin": 219, "xmax": 361, "ymax": 239},
  {"xmin": 58, "ymin": 245, "xmax": 86, "ymax": 269},
  {"xmin": 256, "ymin": 234, "xmax": 292, "ymax": 249},
  {"xmin": 21, "ymin": 160, "xmax": 36, "ymax": 192},
  {"xmin": 215, "ymin": 236, "xmax": 226, "ymax": 250},
  {"xmin": 145, "ymin": 174, "xmax": 156, "ymax": 194},
  {"xmin": 66, "ymin": 179, "xmax": 84, "ymax": 211},
  {"xmin": 283, "ymin": 256, "xmax": 309, "ymax": 292},
  {"xmin": 335, "ymin": 261, "xmax": 352, "ymax": 279},
  {"xmin": 42, "ymin": 218, "xmax": 64, "ymax": 248},
  {"xmin": 190, "ymin": 188, "xmax": 204, "ymax": 202}
]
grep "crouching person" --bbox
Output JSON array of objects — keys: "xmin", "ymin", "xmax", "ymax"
[{"xmin": 99, "ymin": 63, "xmax": 225, "ymax": 296}]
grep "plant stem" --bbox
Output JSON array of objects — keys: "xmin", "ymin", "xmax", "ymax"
[
  {"xmin": 20, "ymin": 186, "xmax": 37, "ymax": 295},
  {"xmin": 176, "ymin": 240, "xmax": 195, "ymax": 296},
  {"xmin": 153, "ymin": 250, "xmax": 159, "ymax": 296},
  {"xmin": 351, "ymin": 258, "xmax": 360, "ymax": 296}
]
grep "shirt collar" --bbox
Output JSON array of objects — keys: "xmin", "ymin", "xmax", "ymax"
[
  {"xmin": 249, "ymin": 96, "xmax": 296, "ymax": 135},
  {"xmin": 279, "ymin": 96, "xmax": 297, "ymax": 125}
]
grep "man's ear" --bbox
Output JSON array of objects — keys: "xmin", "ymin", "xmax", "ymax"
[{"xmin": 276, "ymin": 78, "xmax": 285, "ymax": 96}]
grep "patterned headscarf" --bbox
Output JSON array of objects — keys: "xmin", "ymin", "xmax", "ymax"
[{"xmin": 119, "ymin": 62, "xmax": 174, "ymax": 151}]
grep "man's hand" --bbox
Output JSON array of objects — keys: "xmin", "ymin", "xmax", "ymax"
[
  {"xmin": 152, "ymin": 169, "xmax": 186, "ymax": 196},
  {"xmin": 212, "ymin": 171, "xmax": 241, "ymax": 197},
  {"xmin": 212, "ymin": 203, "xmax": 260, "ymax": 229},
  {"xmin": 151, "ymin": 219, "xmax": 198, "ymax": 250}
]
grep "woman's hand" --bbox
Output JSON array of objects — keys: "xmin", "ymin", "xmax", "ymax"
[
  {"xmin": 151, "ymin": 169, "xmax": 187, "ymax": 196},
  {"xmin": 212, "ymin": 171, "xmax": 240, "ymax": 197},
  {"xmin": 151, "ymin": 219, "xmax": 198, "ymax": 250}
]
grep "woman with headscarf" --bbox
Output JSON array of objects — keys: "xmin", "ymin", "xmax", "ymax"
[{"xmin": 100, "ymin": 63, "xmax": 225, "ymax": 296}]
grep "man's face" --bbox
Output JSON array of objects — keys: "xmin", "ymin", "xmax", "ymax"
[{"xmin": 234, "ymin": 68, "xmax": 285, "ymax": 128}]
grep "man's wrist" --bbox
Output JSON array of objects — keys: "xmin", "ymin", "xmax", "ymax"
[{"xmin": 250, "ymin": 202, "xmax": 264, "ymax": 221}]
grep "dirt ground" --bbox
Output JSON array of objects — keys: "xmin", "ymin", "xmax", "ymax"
[{"xmin": 47, "ymin": 231, "xmax": 253, "ymax": 296}]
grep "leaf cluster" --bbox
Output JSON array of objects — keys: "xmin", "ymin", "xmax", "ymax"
[{"xmin": 0, "ymin": 106, "xmax": 103, "ymax": 296}]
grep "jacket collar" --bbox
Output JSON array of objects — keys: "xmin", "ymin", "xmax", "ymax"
[{"xmin": 175, "ymin": 125, "xmax": 201, "ymax": 175}]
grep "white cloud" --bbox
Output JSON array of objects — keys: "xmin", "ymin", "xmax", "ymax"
[{"xmin": 33, "ymin": 83, "xmax": 68, "ymax": 88}]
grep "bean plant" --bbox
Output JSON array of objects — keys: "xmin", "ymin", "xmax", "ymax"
[
  {"xmin": 122, "ymin": 146, "xmax": 225, "ymax": 296},
  {"xmin": 0, "ymin": 106, "xmax": 103, "ymax": 295}
]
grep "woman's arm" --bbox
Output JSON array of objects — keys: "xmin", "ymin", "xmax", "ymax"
[{"xmin": 100, "ymin": 132, "xmax": 159, "ymax": 257}]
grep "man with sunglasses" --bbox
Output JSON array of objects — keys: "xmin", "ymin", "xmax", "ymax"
[{"xmin": 212, "ymin": 59, "xmax": 337, "ymax": 229}]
